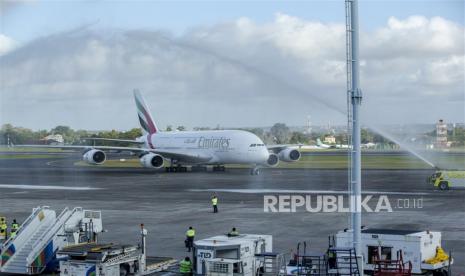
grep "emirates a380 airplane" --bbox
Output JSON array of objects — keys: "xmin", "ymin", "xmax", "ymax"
[{"xmin": 26, "ymin": 91, "xmax": 301, "ymax": 175}]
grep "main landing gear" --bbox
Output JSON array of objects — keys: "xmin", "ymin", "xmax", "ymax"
[
  {"xmin": 165, "ymin": 159, "xmax": 188, "ymax": 173},
  {"xmin": 165, "ymin": 165, "xmax": 188, "ymax": 173},
  {"xmin": 212, "ymin": 165, "xmax": 226, "ymax": 172},
  {"xmin": 165, "ymin": 165, "xmax": 223, "ymax": 173},
  {"xmin": 250, "ymin": 167, "xmax": 260, "ymax": 175},
  {"xmin": 164, "ymin": 161, "xmax": 223, "ymax": 173},
  {"xmin": 191, "ymin": 165, "xmax": 208, "ymax": 172}
]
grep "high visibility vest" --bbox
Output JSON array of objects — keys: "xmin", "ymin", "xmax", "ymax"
[
  {"xmin": 229, "ymin": 230, "xmax": 239, "ymax": 236},
  {"xmin": 212, "ymin": 197, "xmax": 218, "ymax": 205},
  {"xmin": 10, "ymin": 231, "xmax": 16, "ymax": 238},
  {"xmin": 179, "ymin": 260, "xmax": 192, "ymax": 273},
  {"xmin": 11, "ymin": 223, "xmax": 19, "ymax": 232},
  {"xmin": 0, "ymin": 224, "xmax": 6, "ymax": 237},
  {"xmin": 186, "ymin": 229, "xmax": 195, "ymax": 237}
]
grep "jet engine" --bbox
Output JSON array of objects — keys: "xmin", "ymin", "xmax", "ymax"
[
  {"xmin": 266, "ymin": 153, "xmax": 279, "ymax": 167},
  {"xmin": 82, "ymin": 149, "xmax": 106, "ymax": 165},
  {"xmin": 140, "ymin": 153, "xmax": 164, "ymax": 169},
  {"xmin": 278, "ymin": 148, "xmax": 301, "ymax": 162}
]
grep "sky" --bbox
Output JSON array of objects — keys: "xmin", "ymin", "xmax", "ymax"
[{"xmin": 0, "ymin": 0, "xmax": 464, "ymax": 130}]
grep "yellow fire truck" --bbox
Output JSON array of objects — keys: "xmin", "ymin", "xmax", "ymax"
[{"xmin": 429, "ymin": 170, "xmax": 465, "ymax": 190}]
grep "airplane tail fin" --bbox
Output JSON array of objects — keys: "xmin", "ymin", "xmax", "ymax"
[
  {"xmin": 316, "ymin": 138, "xmax": 322, "ymax": 146},
  {"xmin": 134, "ymin": 89, "xmax": 158, "ymax": 135}
]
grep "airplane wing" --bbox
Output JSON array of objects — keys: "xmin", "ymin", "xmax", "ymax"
[
  {"xmin": 17, "ymin": 144, "xmax": 146, "ymax": 152},
  {"xmin": 81, "ymin": 138, "xmax": 145, "ymax": 144},
  {"xmin": 267, "ymin": 144, "xmax": 303, "ymax": 153},
  {"xmin": 16, "ymin": 145, "xmax": 212, "ymax": 164},
  {"xmin": 153, "ymin": 149, "xmax": 212, "ymax": 163}
]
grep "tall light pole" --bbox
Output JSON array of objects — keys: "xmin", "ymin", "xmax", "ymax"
[{"xmin": 346, "ymin": 0, "xmax": 363, "ymax": 255}]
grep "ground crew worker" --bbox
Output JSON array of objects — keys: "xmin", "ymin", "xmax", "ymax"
[
  {"xmin": 228, "ymin": 227, "xmax": 239, "ymax": 237},
  {"xmin": 0, "ymin": 217, "xmax": 7, "ymax": 241},
  {"xmin": 211, "ymin": 194, "xmax": 218, "ymax": 213},
  {"xmin": 185, "ymin": 226, "xmax": 195, "ymax": 252},
  {"xmin": 179, "ymin": 256, "xmax": 192, "ymax": 275},
  {"xmin": 10, "ymin": 219, "xmax": 19, "ymax": 238},
  {"xmin": 327, "ymin": 246, "xmax": 337, "ymax": 269}
]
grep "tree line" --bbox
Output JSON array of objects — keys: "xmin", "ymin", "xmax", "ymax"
[
  {"xmin": 2, "ymin": 123, "xmax": 463, "ymax": 147},
  {"xmin": 0, "ymin": 124, "xmax": 143, "ymax": 146}
]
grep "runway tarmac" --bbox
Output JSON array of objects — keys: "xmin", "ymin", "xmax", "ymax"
[{"xmin": 0, "ymin": 155, "xmax": 463, "ymax": 273}]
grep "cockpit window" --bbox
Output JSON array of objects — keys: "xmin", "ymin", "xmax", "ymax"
[{"xmin": 250, "ymin": 144, "xmax": 256, "ymax": 147}]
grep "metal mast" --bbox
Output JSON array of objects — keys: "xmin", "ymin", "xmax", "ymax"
[
  {"xmin": 345, "ymin": 0, "xmax": 353, "ymax": 230},
  {"xmin": 346, "ymin": 0, "xmax": 362, "ymax": 254}
]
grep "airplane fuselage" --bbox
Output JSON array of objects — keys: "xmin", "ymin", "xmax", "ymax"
[{"xmin": 140, "ymin": 130, "xmax": 269, "ymax": 165}]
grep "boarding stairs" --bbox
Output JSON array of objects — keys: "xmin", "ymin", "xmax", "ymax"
[
  {"xmin": 27, "ymin": 207, "xmax": 84, "ymax": 274},
  {"xmin": 1, "ymin": 206, "xmax": 56, "ymax": 274},
  {"xmin": 1, "ymin": 206, "xmax": 101, "ymax": 275},
  {"xmin": 326, "ymin": 247, "xmax": 360, "ymax": 276},
  {"xmin": 2, "ymin": 221, "xmax": 51, "ymax": 274}
]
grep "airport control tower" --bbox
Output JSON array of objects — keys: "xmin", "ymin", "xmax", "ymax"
[{"xmin": 435, "ymin": 119, "xmax": 448, "ymax": 148}]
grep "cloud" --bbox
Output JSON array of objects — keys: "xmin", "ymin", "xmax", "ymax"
[
  {"xmin": 0, "ymin": 34, "xmax": 16, "ymax": 56},
  {"xmin": 364, "ymin": 16, "xmax": 464, "ymax": 59},
  {"xmin": 0, "ymin": 15, "xmax": 463, "ymax": 130}
]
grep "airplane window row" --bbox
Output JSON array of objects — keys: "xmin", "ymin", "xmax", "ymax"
[{"xmin": 250, "ymin": 144, "xmax": 265, "ymax": 147}]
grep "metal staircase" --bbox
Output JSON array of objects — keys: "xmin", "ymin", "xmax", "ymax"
[
  {"xmin": 1, "ymin": 206, "xmax": 57, "ymax": 274},
  {"xmin": 1, "ymin": 206, "xmax": 103, "ymax": 275},
  {"xmin": 26, "ymin": 207, "xmax": 83, "ymax": 274},
  {"xmin": 3, "ymin": 223, "xmax": 52, "ymax": 274},
  {"xmin": 326, "ymin": 247, "xmax": 360, "ymax": 276},
  {"xmin": 294, "ymin": 242, "xmax": 326, "ymax": 276},
  {"xmin": 254, "ymin": 252, "xmax": 286, "ymax": 276},
  {"xmin": 296, "ymin": 254, "xmax": 326, "ymax": 276}
]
